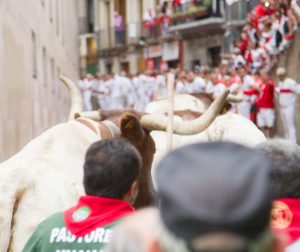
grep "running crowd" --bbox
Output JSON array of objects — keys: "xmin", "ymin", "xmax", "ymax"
[{"xmin": 78, "ymin": 63, "xmax": 300, "ymax": 143}]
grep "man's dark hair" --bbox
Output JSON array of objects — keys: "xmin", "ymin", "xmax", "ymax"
[
  {"xmin": 83, "ymin": 138, "xmax": 142, "ymax": 199},
  {"xmin": 256, "ymin": 139, "xmax": 300, "ymax": 198}
]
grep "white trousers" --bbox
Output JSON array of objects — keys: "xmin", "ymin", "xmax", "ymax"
[
  {"xmin": 280, "ymin": 105, "xmax": 297, "ymax": 143},
  {"xmin": 238, "ymin": 101, "xmax": 251, "ymax": 119},
  {"xmin": 83, "ymin": 91, "xmax": 92, "ymax": 111}
]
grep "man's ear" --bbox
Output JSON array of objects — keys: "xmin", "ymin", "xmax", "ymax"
[
  {"xmin": 120, "ymin": 113, "xmax": 144, "ymax": 143},
  {"xmin": 147, "ymin": 239, "xmax": 163, "ymax": 252},
  {"xmin": 123, "ymin": 181, "xmax": 137, "ymax": 203},
  {"xmin": 271, "ymin": 232, "xmax": 289, "ymax": 252}
]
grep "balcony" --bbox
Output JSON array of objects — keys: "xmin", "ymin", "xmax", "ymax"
[
  {"xmin": 169, "ymin": 0, "xmax": 248, "ymax": 38},
  {"xmin": 97, "ymin": 22, "xmax": 174, "ymax": 55}
]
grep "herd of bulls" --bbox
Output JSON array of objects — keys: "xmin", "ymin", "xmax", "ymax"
[{"xmin": 0, "ymin": 76, "xmax": 266, "ymax": 252}]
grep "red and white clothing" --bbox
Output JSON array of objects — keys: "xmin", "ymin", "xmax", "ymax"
[
  {"xmin": 276, "ymin": 78, "xmax": 300, "ymax": 143},
  {"xmin": 246, "ymin": 48, "xmax": 265, "ymax": 71},
  {"xmin": 256, "ymin": 80, "xmax": 275, "ymax": 128},
  {"xmin": 239, "ymin": 75, "xmax": 256, "ymax": 119},
  {"xmin": 276, "ymin": 78, "xmax": 300, "ymax": 107},
  {"xmin": 233, "ymin": 54, "xmax": 246, "ymax": 68},
  {"xmin": 209, "ymin": 80, "xmax": 227, "ymax": 95},
  {"xmin": 229, "ymin": 75, "xmax": 241, "ymax": 94},
  {"xmin": 229, "ymin": 76, "xmax": 241, "ymax": 113},
  {"xmin": 272, "ymin": 198, "xmax": 300, "ymax": 252}
]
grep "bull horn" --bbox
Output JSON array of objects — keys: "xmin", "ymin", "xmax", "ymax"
[
  {"xmin": 213, "ymin": 89, "xmax": 243, "ymax": 103},
  {"xmin": 141, "ymin": 89, "xmax": 230, "ymax": 135},
  {"xmin": 60, "ymin": 76, "xmax": 83, "ymax": 120},
  {"xmin": 75, "ymin": 111, "xmax": 102, "ymax": 121}
]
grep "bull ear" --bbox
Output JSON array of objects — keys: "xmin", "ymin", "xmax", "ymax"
[{"xmin": 120, "ymin": 113, "xmax": 145, "ymax": 143}]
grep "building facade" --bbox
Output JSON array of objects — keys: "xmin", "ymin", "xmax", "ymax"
[
  {"xmin": 79, "ymin": 0, "xmax": 248, "ymax": 75},
  {"xmin": 0, "ymin": 0, "xmax": 80, "ymax": 161}
]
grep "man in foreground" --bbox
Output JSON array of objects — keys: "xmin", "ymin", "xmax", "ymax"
[{"xmin": 22, "ymin": 139, "xmax": 141, "ymax": 252}]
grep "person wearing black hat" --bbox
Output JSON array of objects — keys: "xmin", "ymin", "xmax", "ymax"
[{"xmin": 155, "ymin": 141, "xmax": 287, "ymax": 252}]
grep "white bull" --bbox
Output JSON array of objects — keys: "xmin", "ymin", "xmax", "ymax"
[
  {"xmin": 146, "ymin": 94, "xmax": 266, "ymax": 171},
  {"xmin": 0, "ymin": 77, "xmax": 158, "ymax": 252},
  {"xmin": 0, "ymin": 120, "xmax": 98, "ymax": 252},
  {"xmin": 1, "ymin": 78, "xmax": 230, "ymax": 252}
]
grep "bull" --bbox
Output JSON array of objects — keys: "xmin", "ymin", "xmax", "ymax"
[
  {"xmin": 144, "ymin": 92, "xmax": 266, "ymax": 171},
  {"xmin": 0, "ymin": 77, "xmax": 229, "ymax": 252}
]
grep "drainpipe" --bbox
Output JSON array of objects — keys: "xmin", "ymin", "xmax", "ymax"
[{"xmin": 179, "ymin": 39, "xmax": 183, "ymax": 69}]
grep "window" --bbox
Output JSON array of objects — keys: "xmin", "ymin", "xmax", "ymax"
[
  {"xmin": 32, "ymin": 31, "xmax": 37, "ymax": 78},
  {"xmin": 87, "ymin": 0, "xmax": 94, "ymax": 33},
  {"xmin": 51, "ymin": 58, "xmax": 55, "ymax": 93},
  {"xmin": 42, "ymin": 47, "xmax": 47, "ymax": 87}
]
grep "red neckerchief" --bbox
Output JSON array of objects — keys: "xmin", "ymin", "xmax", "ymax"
[
  {"xmin": 271, "ymin": 198, "xmax": 300, "ymax": 245},
  {"xmin": 64, "ymin": 195, "xmax": 134, "ymax": 238}
]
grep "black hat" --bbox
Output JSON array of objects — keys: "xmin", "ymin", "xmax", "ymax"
[{"xmin": 156, "ymin": 141, "xmax": 274, "ymax": 251}]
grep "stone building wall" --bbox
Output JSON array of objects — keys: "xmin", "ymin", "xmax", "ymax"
[{"xmin": 0, "ymin": 0, "xmax": 80, "ymax": 161}]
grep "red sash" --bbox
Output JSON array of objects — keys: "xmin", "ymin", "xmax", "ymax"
[
  {"xmin": 243, "ymin": 89, "xmax": 257, "ymax": 96},
  {"xmin": 64, "ymin": 196, "xmax": 134, "ymax": 238},
  {"xmin": 280, "ymin": 89, "xmax": 292, "ymax": 93},
  {"xmin": 271, "ymin": 198, "xmax": 300, "ymax": 245}
]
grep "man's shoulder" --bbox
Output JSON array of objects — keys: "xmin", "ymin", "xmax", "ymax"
[
  {"xmin": 35, "ymin": 212, "xmax": 65, "ymax": 233},
  {"xmin": 22, "ymin": 212, "xmax": 64, "ymax": 252},
  {"xmin": 287, "ymin": 78, "xmax": 297, "ymax": 84}
]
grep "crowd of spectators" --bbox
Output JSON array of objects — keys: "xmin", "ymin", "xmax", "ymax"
[
  {"xmin": 79, "ymin": 0, "xmax": 300, "ymax": 142},
  {"xmin": 143, "ymin": 0, "xmax": 211, "ymax": 38},
  {"xmin": 225, "ymin": 0, "xmax": 300, "ymax": 73}
]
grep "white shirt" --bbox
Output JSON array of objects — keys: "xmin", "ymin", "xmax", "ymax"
[
  {"xmin": 191, "ymin": 77, "xmax": 206, "ymax": 92},
  {"xmin": 233, "ymin": 55, "xmax": 246, "ymax": 68},
  {"xmin": 80, "ymin": 78, "xmax": 94, "ymax": 92},
  {"xmin": 175, "ymin": 81, "xmax": 185, "ymax": 94},
  {"xmin": 210, "ymin": 82, "xmax": 227, "ymax": 94},
  {"xmin": 205, "ymin": 80, "xmax": 214, "ymax": 93},
  {"xmin": 251, "ymin": 48, "xmax": 263, "ymax": 69},
  {"xmin": 156, "ymin": 75, "xmax": 167, "ymax": 97},
  {"xmin": 276, "ymin": 77, "xmax": 300, "ymax": 107},
  {"xmin": 242, "ymin": 75, "xmax": 255, "ymax": 102}
]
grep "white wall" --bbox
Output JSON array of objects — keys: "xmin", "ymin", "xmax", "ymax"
[{"xmin": 0, "ymin": 0, "xmax": 80, "ymax": 161}]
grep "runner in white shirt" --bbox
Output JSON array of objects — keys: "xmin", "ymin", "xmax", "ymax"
[
  {"xmin": 238, "ymin": 67, "xmax": 257, "ymax": 119},
  {"xmin": 116, "ymin": 72, "xmax": 134, "ymax": 108},
  {"xmin": 138, "ymin": 71, "xmax": 156, "ymax": 111},
  {"xmin": 205, "ymin": 72, "xmax": 217, "ymax": 93},
  {"xmin": 155, "ymin": 74, "xmax": 167, "ymax": 98},
  {"xmin": 174, "ymin": 70, "xmax": 188, "ymax": 94},
  {"xmin": 205, "ymin": 72, "xmax": 226, "ymax": 95},
  {"xmin": 276, "ymin": 67, "xmax": 300, "ymax": 143},
  {"xmin": 131, "ymin": 74, "xmax": 140, "ymax": 108},
  {"xmin": 107, "ymin": 75, "xmax": 121, "ymax": 109},
  {"xmin": 94, "ymin": 75, "xmax": 107, "ymax": 109},
  {"xmin": 79, "ymin": 74, "xmax": 94, "ymax": 111},
  {"xmin": 187, "ymin": 71, "xmax": 206, "ymax": 93}
]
